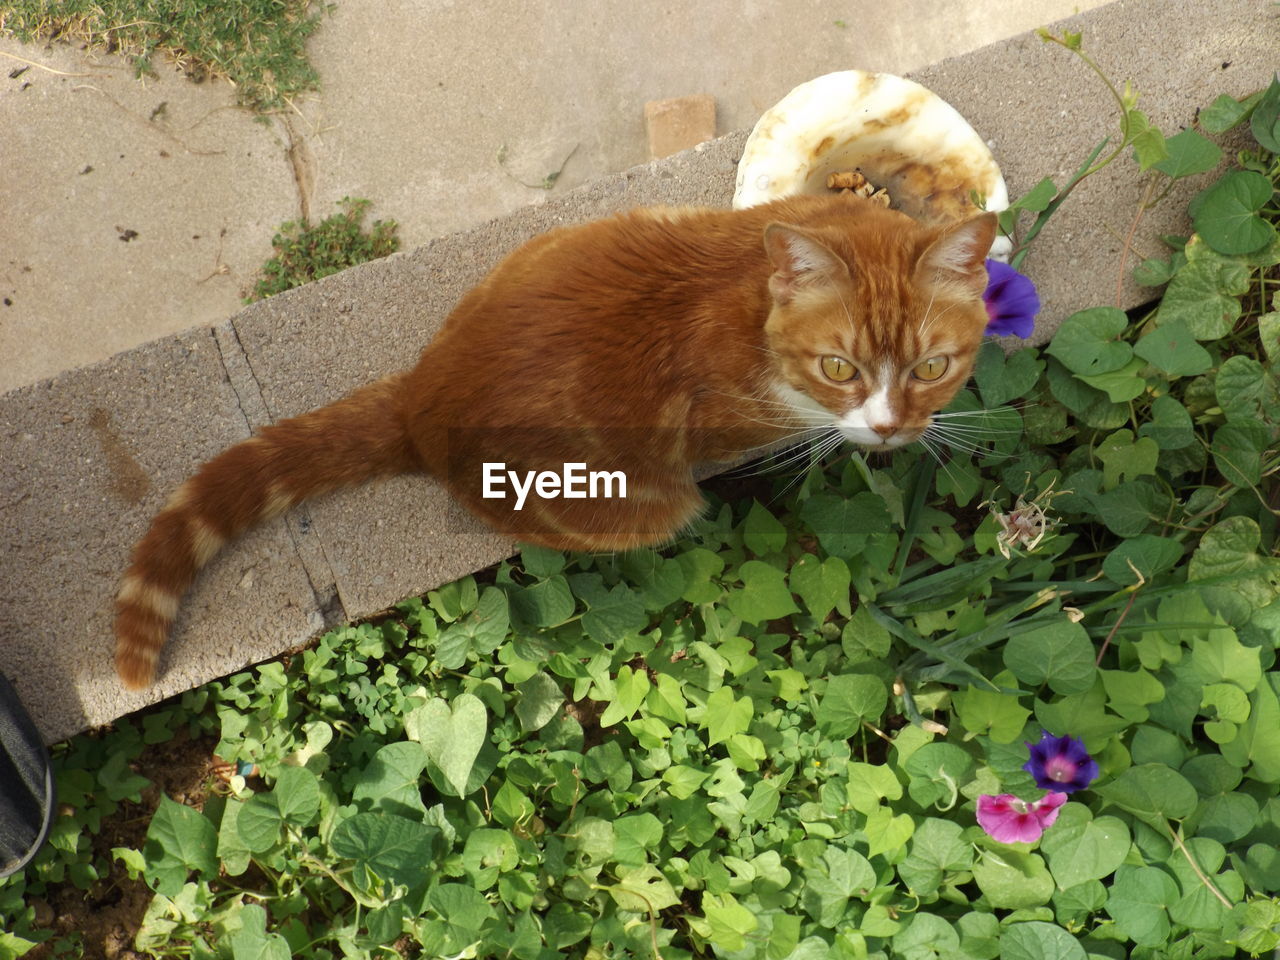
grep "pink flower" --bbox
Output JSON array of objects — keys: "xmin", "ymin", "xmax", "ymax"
[{"xmin": 976, "ymin": 792, "xmax": 1067, "ymax": 844}]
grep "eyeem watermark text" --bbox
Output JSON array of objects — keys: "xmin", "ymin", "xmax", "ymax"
[{"xmin": 482, "ymin": 462, "xmax": 627, "ymax": 511}]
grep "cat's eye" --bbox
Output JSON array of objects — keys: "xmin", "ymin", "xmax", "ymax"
[
  {"xmin": 821, "ymin": 356, "xmax": 858, "ymax": 382},
  {"xmin": 912, "ymin": 357, "xmax": 949, "ymax": 382}
]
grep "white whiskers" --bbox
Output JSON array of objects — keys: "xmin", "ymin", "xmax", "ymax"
[
  {"xmin": 920, "ymin": 407, "xmax": 1018, "ymax": 462},
  {"xmin": 721, "ymin": 427, "xmax": 840, "ymax": 480},
  {"xmin": 766, "ymin": 428, "xmax": 847, "ymax": 501}
]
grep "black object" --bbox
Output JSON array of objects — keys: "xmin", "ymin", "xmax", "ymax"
[{"xmin": 0, "ymin": 674, "xmax": 55, "ymax": 879}]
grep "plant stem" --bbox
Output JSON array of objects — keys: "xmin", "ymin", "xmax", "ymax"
[
  {"xmin": 592, "ymin": 882, "xmax": 664, "ymax": 960},
  {"xmin": 1171, "ymin": 823, "xmax": 1234, "ymax": 909},
  {"xmin": 1115, "ymin": 176, "xmax": 1159, "ymax": 307},
  {"xmin": 1095, "ymin": 588, "xmax": 1139, "ymax": 666},
  {"xmin": 1009, "ymin": 139, "xmax": 1110, "ymax": 271},
  {"xmin": 1011, "ymin": 31, "xmax": 1167, "ymax": 272},
  {"xmin": 1043, "ymin": 33, "xmax": 1127, "ymax": 120}
]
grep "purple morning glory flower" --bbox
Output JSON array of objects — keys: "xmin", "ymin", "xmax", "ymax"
[
  {"xmin": 976, "ymin": 792, "xmax": 1066, "ymax": 844},
  {"xmin": 983, "ymin": 259, "xmax": 1039, "ymax": 339},
  {"xmin": 1023, "ymin": 732, "xmax": 1099, "ymax": 793}
]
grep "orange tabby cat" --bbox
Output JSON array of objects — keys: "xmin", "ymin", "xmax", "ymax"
[{"xmin": 115, "ymin": 193, "xmax": 996, "ymax": 687}]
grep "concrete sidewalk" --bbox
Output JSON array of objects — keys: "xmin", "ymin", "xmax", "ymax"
[
  {"xmin": 2, "ymin": 0, "xmax": 1108, "ymax": 394},
  {"xmin": 2, "ymin": 0, "xmax": 1276, "ymax": 743}
]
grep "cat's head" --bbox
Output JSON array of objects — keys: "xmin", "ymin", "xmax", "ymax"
[{"xmin": 761, "ymin": 204, "xmax": 998, "ymax": 450}]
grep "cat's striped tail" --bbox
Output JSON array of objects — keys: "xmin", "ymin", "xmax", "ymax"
[{"xmin": 115, "ymin": 374, "xmax": 417, "ymax": 688}]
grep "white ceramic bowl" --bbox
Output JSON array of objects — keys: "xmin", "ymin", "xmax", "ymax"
[{"xmin": 734, "ymin": 70, "xmax": 1012, "ymax": 260}]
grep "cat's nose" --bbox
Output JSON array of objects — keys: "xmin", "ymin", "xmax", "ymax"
[{"xmin": 870, "ymin": 422, "xmax": 899, "ymax": 439}]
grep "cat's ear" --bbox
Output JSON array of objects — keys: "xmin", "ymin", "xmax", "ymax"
[
  {"xmin": 763, "ymin": 224, "xmax": 848, "ymax": 304},
  {"xmin": 917, "ymin": 212, "xmax": 998, "ymax": 289}
]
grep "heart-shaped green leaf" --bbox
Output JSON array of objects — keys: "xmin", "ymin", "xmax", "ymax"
[
  {"xmin": 789, "ymin": 553, "xmax": 851, "ymax": 621},
  {"xmin": 1094, "ymin": 764, "xmax": 1198, "ymax": 827},
  {"xmin": 1078, "ymin": 356, "xmax": 1147, "ymax": 402},
  {"xmin": 1251, "ymin": 75, "xmax": 1280, "ymax": 153},
  {"xmin": 1124, "ymin": 107, "xmax": 1168, "ymax": 171},
  {"xmin": 1097, "ymin": 430, "xmax": 1159, "ymax": 490},
  {"xmin": 1106, "ymin": 865, "xmax": 1180, "ymax": 945},
  {"xmin": 1192, "ymin": 170, "xmax": 1276, "ymax": 255},
  {"xmin": 331, "ymin": 812, "xmax": 438, "ymax": 887},
  {"xmin": 1217, "ymin": 355, "xmax": 1279, "ymax": 422},
  {"xmin": 1138, "ymin": 395, "xmax": 1195, "ymax": 449},
  {"xmin": 143, "ymin": 796, "xmax": 218, "ymax": 896},
  {"xmin": 1199, "ymin": 92, "xmax": 1251, "ymax": 134},
  {"xmin": 1134, "ymin": 319, "xmax": 1213, "ymax": 376},
  {"xmin": 1103, "ymin": 535, "xmax": 1183, "ymax": 585},
  {"xmin": 1259, "ymin": 311, "xmax": 1280, "ymax": 361},
  {"xmin": 1003, "ymin": 618, "xmax": 1096, "ymax": 695},
  {"xmin": 409, "ymin": 694, "xmax": 487, "ymax": 796},
  {"xmin": 1152, "ymin": 128, "xmax": 1222, "ymax": 180},
  {"xmin": 1046, "ymin": 307, "xmax": 1132, "ymax": 376},
  {"xmin": 972, "ymin": 849, "xmax": 1054, "ymax": 909},
  {"xmin": 975, "ymin": 341, "xmax": 1043, "ymax": 407},
  {"xmin": 1212, "ymin": 420, "xmax": 1270, "ymax": 487},
  {"xmin": 1190, "ymin": 516, "xmax": 1280, "ymax": 610},
  {"xmin": 1041, "ymin": 812, "xmax": 1131, "ymax": 889},
  {"xmin": 1132, "ymin": 256, "xmax": 1175, "ymax": 286},
  {"xmin": 727, "ymin": 560, "xmax": 799, "ymax": 624},
  {"xmin": 1010, "ymin": 177, "xmax": 1057, "ymax": 213},
  {"xmin": 1154, "ymin": 236, "xmax": 1252, "ymax": 340}
]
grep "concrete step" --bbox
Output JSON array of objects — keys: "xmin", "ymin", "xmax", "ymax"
[{"xmin": 2, "ymin": 0, "xmax": 1274, "ymax": 742}]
